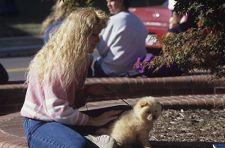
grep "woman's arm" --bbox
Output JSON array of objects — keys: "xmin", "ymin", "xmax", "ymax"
[
  {"xmin": 43, "ymin": 77, "xmax": 89, "ymax": 126},
  {"xmin": 86, "ymin": 110, "xmax": 122, "ymax": 127}
]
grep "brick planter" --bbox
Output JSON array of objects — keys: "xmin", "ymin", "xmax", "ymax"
[{"xmin": 0, "ymin": 75, "xmax": 225, "ymax": 115}]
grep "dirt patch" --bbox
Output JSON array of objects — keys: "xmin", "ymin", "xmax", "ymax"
[{"xmin": 151, "ymin": 109, "xmax": 225, "ymax": 143}]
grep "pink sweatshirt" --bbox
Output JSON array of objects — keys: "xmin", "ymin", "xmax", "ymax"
[{"xmin": 20, "ymin": 71, "xmax": 89, "ymax": 126}]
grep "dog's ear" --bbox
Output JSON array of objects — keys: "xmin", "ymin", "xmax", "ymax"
[
  {"xmin": 156, "ymin": 101, "xmax": 163, "ymax": 111},
  {"xmin": 156, "ymin": 101, "xmax": 161, "ymax": 106},
  {"xmin": 139, "ymin": 101, "xmax": 148, "ymax": 108}
]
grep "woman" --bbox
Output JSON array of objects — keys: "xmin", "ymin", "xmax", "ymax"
[
  {"xmin": 42, "ymin": 0, "xmax": 95, "ymax": 77},
  {"xmin": 41, "ymin": 0, "xmax": 79, "ymax": 42},
  {"xmin": 94, "ymin": 0, "xmax": 148, "ymax": 77},
  {"xmin": 21, "ymin": 8, "xmax": 120, "ymax": 148}
]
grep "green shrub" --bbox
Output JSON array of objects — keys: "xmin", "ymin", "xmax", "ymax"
[
  {"xmin": 153, "ymin": 0, "xmax": 225, "ymax": 77},
  {"xmin": 59, "ymin": 0, "xmax": 94, "ymax": 7}
]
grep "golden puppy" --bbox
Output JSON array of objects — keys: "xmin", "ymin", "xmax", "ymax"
[{"xmin": 98, "ymin": 96, "xmax": 162, "ymax": 148}]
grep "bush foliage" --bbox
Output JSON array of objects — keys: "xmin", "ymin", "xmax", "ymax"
[
  {"xmin": 154, "ymin": 0, "xmax": 225, "ymax": 77},
  {"xmin": 59, "ymin": 0, "xmax": 94, "ymax": 7}
]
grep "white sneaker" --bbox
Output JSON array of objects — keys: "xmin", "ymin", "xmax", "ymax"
[{"xmin": 85, "ymin": 134, "xmax": 117, "ymax": 148}]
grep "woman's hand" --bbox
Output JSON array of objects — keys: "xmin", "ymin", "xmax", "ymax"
[{"xmin": 87, "ymin": 110, "xmax": 122, "ymax": 127}]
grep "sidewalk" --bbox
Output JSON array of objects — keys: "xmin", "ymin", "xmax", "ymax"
[
  {"xmin": 0, "ymin": 36, "xmax": 43, "ymax": 58},
  {"xmin": 0, "ymin": 94, "xmax": 224, "ymax": 148},
  {"xmin": 0, "ymin": 36, "xmax": 162, "ymax": 58}
]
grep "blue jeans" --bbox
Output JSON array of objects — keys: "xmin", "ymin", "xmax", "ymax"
[
  {"xmin": 23, "ymin": 118, "xmax": 86, "ymax": 148},
  {"xmin": 23, "ymin": 106, "xmax": 131, "ymax": 148},
  {"xmin": 213, "ymin": 144, "xmax": 225, "ymax": 148}
]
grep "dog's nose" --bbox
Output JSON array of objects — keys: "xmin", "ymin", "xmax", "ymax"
[{"xmin": 153, "ymin": 115, "xmax": 157, "ymax": 120}]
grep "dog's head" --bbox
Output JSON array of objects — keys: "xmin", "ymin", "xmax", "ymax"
[{"xmin": 133, "ymin": 96, "xmax": 162, "ymax": 122}]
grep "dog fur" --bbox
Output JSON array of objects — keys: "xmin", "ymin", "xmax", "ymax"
[{"xmin": 98, "ymin": 96, "xmax": 162, "ymax": 148}]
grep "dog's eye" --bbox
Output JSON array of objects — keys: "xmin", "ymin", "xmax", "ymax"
[{"xmin": 147, "ymin": 110, "xmax": 151, "ymax": 114}]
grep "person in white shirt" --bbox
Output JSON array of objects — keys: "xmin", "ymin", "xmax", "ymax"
[
  {"xmin": 94, "ymin": 0, "xmax": 148, "ymax": 77},
  {"xmin": 168, "ymin": 0, "xmax": 176, "ymax": 11},
  {"xmin": 168, "ymin": 0, "xmax": 189, "ymax": 30},
  {"xmin": 167, "ymin": 0, "xmax": 197, "ymax": 34}
]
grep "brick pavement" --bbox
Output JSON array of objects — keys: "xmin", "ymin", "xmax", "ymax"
[{"xmin": 0, "ymin": 94, "xmax": 224, "ymax": 148}]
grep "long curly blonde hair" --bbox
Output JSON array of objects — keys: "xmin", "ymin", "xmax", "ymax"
[
  {"xmin": 28, "ymin": 7, "xmax": 108, "ymax": 88},
  {"xmin": 41, "ymin": 0, "xmax": 79, "ymax": 33}
]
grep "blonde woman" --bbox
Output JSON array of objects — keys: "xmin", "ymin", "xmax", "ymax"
[
  {"xmin": 21, "ymin": 8, "xmax": 120, "ymax": 148},
  {"xmin": 42, "ymin": 0, "xmax": 79, "ymax": 42}
]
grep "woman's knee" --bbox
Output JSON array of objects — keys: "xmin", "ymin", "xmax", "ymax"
[
  {"xmin": 23, "ymin": 119, "xmax": 87, "ymax": 148},
  {"xmin": 64, "ymin": 133, "xmax": 86, "ymax": 147}
]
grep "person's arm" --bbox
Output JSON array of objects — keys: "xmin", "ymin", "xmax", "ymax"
[
  {"xmin": 100, "ymin": 21, "xmax": 146, "ymax": 68},
  {"xmin": 96, "ymin": 19, "xmax": 115, "ymax": 57},
  {"xmin": 43, "ymin": 76, "xmax": 89, "ymax": 126},
  {"xmin": 96, "ymin": 16, "xmax": 129, "ymax": 58},
  {"xmin": 43, "ymin": 75, "xmax": 121, "ymax": 127},
  {"xmin": 98, "ymin": 13, "xmax": 147, "ymax": 70},
  {"xmin": 86, "ymin": 110, "xmax": 122, "ymax": 127}
]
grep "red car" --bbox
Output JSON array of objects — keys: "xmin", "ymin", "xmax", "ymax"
[{"xmin": 129, "ymin": 2, "xmax": 171, "ymax": 49}]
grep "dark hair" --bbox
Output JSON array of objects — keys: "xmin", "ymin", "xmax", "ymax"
[{"xmin": 123, "ymin": 0, "xmax": 130, "ymax": 9}]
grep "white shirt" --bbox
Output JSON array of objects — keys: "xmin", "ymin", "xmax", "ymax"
[
  {"xmin": 96, "ymin": 11, "xmax": 148, "ymax": 76},
  {"xmin": 168, "ymin": 0, "xmax": 176, "ymax": 11}
]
